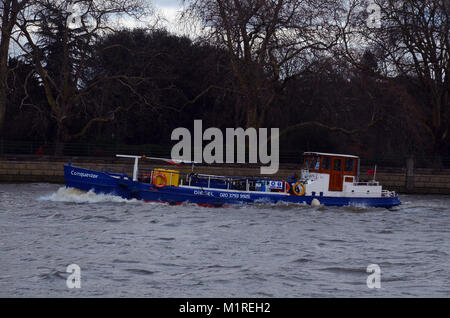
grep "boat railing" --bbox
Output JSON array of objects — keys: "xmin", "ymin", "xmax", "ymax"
[
  {"xmin": 138, "ymin": 168, "xmax": 154, "ymax": 184},
  {"xmin": 102, "ymin": 166, "xmax": 130, "ymax": 175},
  {"xmin": 136, "ymin": 168, "xmax": 280, "ymax": 193},
  {"xmin": 353, "ymin": 181, "xmax": 380, "ymax": 186},
  {"xmin": 101, "ymin": 166, "xmax": 134, "ymax": 179}
]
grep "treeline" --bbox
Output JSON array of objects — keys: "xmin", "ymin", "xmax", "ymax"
[{"xmin": 0, "ymin": 0, "xmax": 448, "ymax": 166}]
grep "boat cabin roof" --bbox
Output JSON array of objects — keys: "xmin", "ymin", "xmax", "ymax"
[
  {"xmin": 302, "ymin": 152, "xmax": 359, "ymax": 176},
  {"xmin": 303, "ymin": 152, "xmax": 359, "ymax": 159}
]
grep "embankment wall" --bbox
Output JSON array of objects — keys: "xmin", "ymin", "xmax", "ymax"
[{"xmin": 1, "ymin": 156, "xmax": 449, "ymax": 194}]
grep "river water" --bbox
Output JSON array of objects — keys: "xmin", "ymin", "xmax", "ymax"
[{"xmin": 0, "ymin": 183, "xmax": 449, "ymax": 297}]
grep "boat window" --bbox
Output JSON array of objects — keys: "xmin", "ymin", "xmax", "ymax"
[
  {"xmin": 303, "ymin": 157, "xmax": 311, "ymax": 169},
  {"xmin": 344, "ymin": 158, "xmax": 355, "ymax": 172},
  {"xmin": 333, "ymin": 158, "xmax": 342, "ymax": 171},
  {"xmin": 321, "ymin": 157, "xmax": 331, "ymax": 170},
  {"xmin": 309, "ymin": 157, "xmax": 319, "ymax": 170},
  {"xmin": 309, "ymin": 158, "xmax": 314, "ymax": 169}
]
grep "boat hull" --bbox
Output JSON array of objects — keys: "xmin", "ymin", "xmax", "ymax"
[{"xmin": 64, "ymin": 165, "xmax": 401, "ymax": 208}]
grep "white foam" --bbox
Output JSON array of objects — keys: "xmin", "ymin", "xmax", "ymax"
[{"xmin": 39, "ymin": 187, "xmax": 141, "ymax": 204}]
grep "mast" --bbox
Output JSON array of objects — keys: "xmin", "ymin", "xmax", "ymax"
[{"xmin": 116, "ymin": 154, "xmax": 141, "ymax": 181}]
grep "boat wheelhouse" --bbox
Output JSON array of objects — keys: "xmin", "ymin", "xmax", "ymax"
[{"xmin": 299, "ymin": 152, "xmax": 393, "ymax": 198}]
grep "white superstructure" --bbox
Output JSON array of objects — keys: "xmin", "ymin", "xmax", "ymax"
[{"xmin": 299, "ymin": 152, "xmax": 395, "ymax": 198}]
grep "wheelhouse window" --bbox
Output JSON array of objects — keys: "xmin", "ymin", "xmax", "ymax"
[
  {"xmin": 309, "ymin": 158, "xmax": 315, "ymax": 169},
  {"xmin": 344, "ymin": 158, "xmax": 355, "ymax": 172},
  {"xmin": 302, "ymin": 157, "xmax": 311, "ymax": 169},
  {"xmin": 309, "ymin": 157, "xmax": 320, "ymax": 171},
  {"xmin": 333, "ymin": 158, "xmax": 342, "ymax": 171},
  {"xmin": 320, "ymin": 157, "xmax": 331, "ymax": 171}
]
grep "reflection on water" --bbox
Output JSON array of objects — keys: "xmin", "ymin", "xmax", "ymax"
[{"xmin": 0, "ymin": 184, "xmax": 449, "ymax": 297}]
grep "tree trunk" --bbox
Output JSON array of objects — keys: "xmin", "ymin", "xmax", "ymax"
[
  {"xmin": 0, "ymin": 0, "xmax": 26, "ymax": 135},
  {"xmin": 245, "ymin": 85, "xmax": 260, "ymax": 129},
  {"xmin": 246, "ymin": 104, "xmax": 258, "ymax": 129},
  {"xmin": 55, "ymin": 119, "xmax": 68, "ymax": 155},
  {"xmin": 0, "ymin": 77, "xmax": 6, "ymax": 135},
  {"xmin": 0, "ymin": 21, "xmax": 11, "ymax": 135},
  {"xmin": 431, "ymin": 129, "xmax": 446, "ymax": 168}
]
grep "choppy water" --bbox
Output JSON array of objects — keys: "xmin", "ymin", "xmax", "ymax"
[{"xmin": 0, "ymin": 183, "xmax": 449, "ymax": 297}]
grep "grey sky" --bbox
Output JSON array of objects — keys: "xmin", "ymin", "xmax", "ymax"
[
  {"xmin": 152, "ymin": 0, "xmax": 189, "ymax": 35},
  {"xmin": 152, "ymin": 0, "xmax": 182, "ymax": 9}
]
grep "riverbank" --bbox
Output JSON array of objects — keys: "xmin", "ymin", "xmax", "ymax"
[{"xmin": 0, "ymin": 155, "xmax": 449, "ymax": 194}]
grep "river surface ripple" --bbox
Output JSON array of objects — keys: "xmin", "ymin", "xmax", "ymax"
[{"xmin": 0, "ymin": 183, "xmax": 449, "ymax": 297}]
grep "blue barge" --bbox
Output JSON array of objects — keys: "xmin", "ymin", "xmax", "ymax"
[{"xmin": 64, "ymin": 153, "xmax": 401, "ymax": 208}]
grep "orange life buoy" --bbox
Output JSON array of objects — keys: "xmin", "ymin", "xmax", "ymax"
[
  {"xmin": 292, "ymin": 182, "xmax": 305, "ymax": 196},
  {"xmin": 282, "ymin": 180, "xmax": 290, "ymax": 193},
  {"xmin": 152, "ymin": 173, "xmax": 167, "ymax": 188}
]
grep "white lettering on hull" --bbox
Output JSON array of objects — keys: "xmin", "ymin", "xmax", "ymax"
[{"xmin": 71, "ymin": 170, "xmax": 99, "ymax": 179}]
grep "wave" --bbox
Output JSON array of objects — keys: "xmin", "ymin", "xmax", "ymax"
[
  {"xmin": 251, "ymin": 199, "xmax": 311, "ymax": 209},
  {"xmin": 39, "ymin": 186, "xmax": 141, "ymax": 204}
]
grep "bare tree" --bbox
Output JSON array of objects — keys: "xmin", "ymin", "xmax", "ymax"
[
  {"xmin": 341, "ymin": 0, "xmax": 449, "ymax": 157},
  {"xmin": 182, "ymin": 0, "xmax": 343, "ymax": 128},
  {"xmin": 10, "ymin": 0, "xmax": 153, "ymax": 146},
  {"xmin": 0, "ymin": 0, "xmax": 31, "ymax": 134}
]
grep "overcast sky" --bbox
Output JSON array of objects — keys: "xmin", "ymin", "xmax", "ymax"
[
  {"xmin": 151, "ymin": 0, "xmax": 204, "ymax": 37},
  {"xmin": 8, "ymin": 0, "xmax": 192, "ymax": 56},
  {"xmin": 152, "ymin": 0, "xmax": 183, "ymax": 32},
  {"xmin": 153, "ymin": 0, "xmax": 182, "ymax": 8}
]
